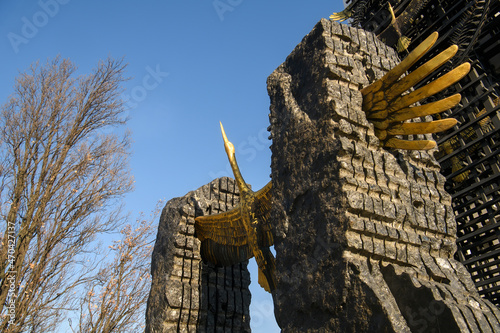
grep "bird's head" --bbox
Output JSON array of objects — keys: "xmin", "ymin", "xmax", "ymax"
[{"xmin": 220, "ymin": 122, "xmax": 235, "ymax": 161}]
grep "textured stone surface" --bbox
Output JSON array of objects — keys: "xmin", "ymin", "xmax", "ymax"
[
  {"xmin": 146, "ymin": 177, "xmax": 251, "ymax": 333},
  {"xmin": 268, "ymin": 19, "xmax": 500, "ymax": 332}
]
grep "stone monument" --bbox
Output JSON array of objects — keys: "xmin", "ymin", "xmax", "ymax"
[
  {"xmin": 267, "ymin": 19, "xmax": 500, "ymax": 332},
  {"xmin": 146, "ymin": 177, "xmax": 251, "ymax": 332}
]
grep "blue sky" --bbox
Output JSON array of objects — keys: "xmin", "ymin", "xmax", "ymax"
[{"xmin": 0, "ymin": 1, "xmax": 343, "ymax": 331}]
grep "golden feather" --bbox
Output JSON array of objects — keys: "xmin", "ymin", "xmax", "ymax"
[{"xmin": 361, "ymin": 32, "xmax": 470, "ymax": 150}]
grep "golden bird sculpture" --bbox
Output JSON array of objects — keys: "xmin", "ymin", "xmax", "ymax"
[
  {"xmin": 195, "ymin": 123, "xmax": 276, "ymax": 292},
  {"xmin": 377, "ymin": 2, "xmax": 421, "ymax": 52},
  {"xmin": 361, "ymin": 31, "xmax": 471, "ymax": 150},
  {"xmin": 331, "ymin": 2, "xmax": 429, "ymax": 52}
]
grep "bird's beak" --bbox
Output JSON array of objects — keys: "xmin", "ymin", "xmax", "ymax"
[
  {"xmin": 388, "ymin": 3, "xmax": 396, "ymax": 24},
  {"xmin": 220, "ymin": 121, "xmax": 229, "ymax": 146}
]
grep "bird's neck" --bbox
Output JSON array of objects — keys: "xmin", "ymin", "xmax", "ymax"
[{"xmin": 229, "ymin": 156, "xmax": 250, "ymax": 195}]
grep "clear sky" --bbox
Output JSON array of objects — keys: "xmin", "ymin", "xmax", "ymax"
[{"xmin": 0, "ymin": 1, "xmax": 343, "ymax": 331}]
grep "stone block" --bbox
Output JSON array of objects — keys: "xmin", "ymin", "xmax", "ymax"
[
  {"xmin": 385, "ymin": 240, "xmax": 397, "ymax": 260},
  {"xmin": 346, "ymin": 230, "xmax": 363, "ymax": 250}
]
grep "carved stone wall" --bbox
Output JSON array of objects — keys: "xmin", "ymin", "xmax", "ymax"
[
  {"xmin": 146, "ymin": 177, "xmax": 251, "ymax": 333},
  {"xmin": 268, "ymin": 19, "xmax": 500, "ymax": 332}
]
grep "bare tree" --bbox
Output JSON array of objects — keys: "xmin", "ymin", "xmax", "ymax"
[
  {"xmin": 72, "ymin": 204, "xmax": 161, "ymax": 333},
  {"xmin": 0, "ymin": 57, "xmax": 134, "ymax": 332}
]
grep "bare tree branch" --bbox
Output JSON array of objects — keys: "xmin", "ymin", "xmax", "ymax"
[
  {"xmin": 0, "ymin": 57, "xmax": 134, "ymax": 333},
  {"xmin": 74, "ymin": 203, "xmax": 161, "ymax": 333}
]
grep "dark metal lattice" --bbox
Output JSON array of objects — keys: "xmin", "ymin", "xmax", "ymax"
[{"xmin": 344, "ymin": 0, "xmax": 500, "ymax": 305}]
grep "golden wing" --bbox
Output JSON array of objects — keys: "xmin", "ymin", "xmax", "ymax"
[
  {"xmin": 200, "ymin": 238, "xmax": 253, "ymax": 266},
  {"xmin": 253, "ymin": 181, "xmax": 274, "ymax": 247},
  {"xmin": 195, "ymin": 208, "xmax": 254, "ymax": 266},
  {"xmin": 361, "ymin": 32, "xmax": 471, "ymax": 150},
  {"xmin": 195, "ymin": 208, "xmax": 248, "ymax": 246}
]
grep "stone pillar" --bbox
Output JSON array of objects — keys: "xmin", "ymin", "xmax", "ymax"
[
  {"xmin": 146, "ymin": 177, "xmax": 251, "ymax": 333},
  {"xmin": 267, "ymin": 19, "xmax": 500, "ymax": 332}
]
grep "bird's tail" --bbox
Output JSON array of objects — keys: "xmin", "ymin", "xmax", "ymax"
[
  {"xmin": 258, "ymin": 250, "xmax": 277, "ymax": 293},
  {"xmin": 258, "ymin": 267, "xmax": 271, "ymax": 292}
]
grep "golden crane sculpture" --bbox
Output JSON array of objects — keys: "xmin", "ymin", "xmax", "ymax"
[
  {"xmin": 331, "ymin": 1, "xmax": 429, "ymax": 52},
  {"xmin": 195, "ymin": 123, "xmax": 276, "ymax": 292},
  {"xmin": 361, "ymin": 31, "xmax": 470, "ymax": 150}
]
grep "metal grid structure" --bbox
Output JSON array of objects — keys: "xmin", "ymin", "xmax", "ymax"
[{"xmin": 342, "ymin": 0, "xmax": 500, "ymax": 305}]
